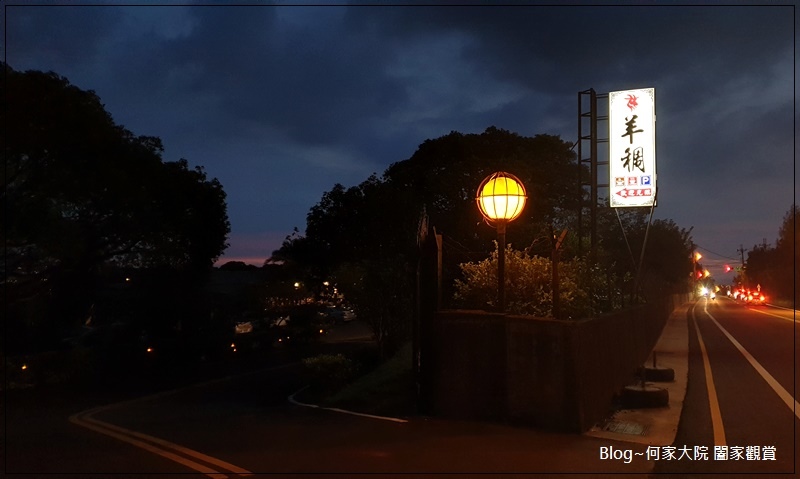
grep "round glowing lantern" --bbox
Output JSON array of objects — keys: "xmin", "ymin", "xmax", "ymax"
[
  {"xmin": 476, "ymin": 172, "xmax": 527, "ymax": 223},
  {"xmin": 475, "ymin": 171, "xmax": 527, "ymax": 313}
]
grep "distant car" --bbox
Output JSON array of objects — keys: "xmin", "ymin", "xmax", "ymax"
[
  {"xmin": 271, "ymin": 316, "xmax": 290, "ymax": 327},
  {"xmin": 342, "ymin": 308, "xmax": 356, "ymax": 322},
  {"xmin": 326, "ymin": 307, "xmax": 356, "ymax": 323},
  {"xmin": 745, "ymin": 291, "xmax": 767, "ymax": 305},
  {"xmin": 235, "ymin": 321, "xmax": 254, "ymax": 334},
  {"xmin": 733, "ymin": 288, "xmax": 765, "ymax": 305}
]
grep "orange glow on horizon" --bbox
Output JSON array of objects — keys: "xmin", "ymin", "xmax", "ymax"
[{"xmin": 214, "ymin": 257, "xmax": 269, "ymax": 267}]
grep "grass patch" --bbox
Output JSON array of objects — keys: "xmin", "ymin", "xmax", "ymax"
[{"xmin": 322, "ymin": 341, "xmax": 416, "ymax": 418}]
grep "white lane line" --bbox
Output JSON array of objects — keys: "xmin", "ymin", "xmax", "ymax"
[
  {"xmin": 288, "ymin": 386, "xmax": 408, "ymax": 423},
  {"xmin": 703, "ymin": 303, "xmax": 800, "ymax": 420},
  {"xmin": 765, "ymin": 303, "xmax": 798, "ymax": 312},
  {"xmin": 747, "ymin": 306, "xmax": 799, "ymax": 323},
  {"xmin": 691, "ymin": 303, "xmax": 727, "ymax": 446}
]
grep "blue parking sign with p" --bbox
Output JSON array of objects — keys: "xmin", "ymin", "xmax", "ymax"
[{"xmin": 641, "ymin": 175, "xmax": 652, "ymax": 186}]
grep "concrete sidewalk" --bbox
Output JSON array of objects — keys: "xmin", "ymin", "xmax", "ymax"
[{"xmin": 586, "ymin": 301, "xmax": 691, "ymax": 446}]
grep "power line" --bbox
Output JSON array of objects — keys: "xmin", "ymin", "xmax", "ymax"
[{"xmin": 694, "ymin": 244, "xmax": 739, "ymax": 261}]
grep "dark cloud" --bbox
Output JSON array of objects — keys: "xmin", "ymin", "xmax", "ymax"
[
  {"xmin": 347, "ymin": 6, "xmax": 791, "ymax": 90},
  {"xmin": 5, "ymin": 3, "xmax": 794, "ymax": 267},
  {"xmin": 128, "ymin": 7, "xmax": 410, "ymax": 147},
  {"xmin": 5, "ymin": 5, "xmax": 123, "ymax": 72}
]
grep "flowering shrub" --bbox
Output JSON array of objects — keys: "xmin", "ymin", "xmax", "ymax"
[{"xmin": 453, "ymin": 243, "xmax": 622, "ymax": 319}]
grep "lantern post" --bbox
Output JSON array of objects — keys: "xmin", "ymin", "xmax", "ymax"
[{"xmin": 476, "ymin": 172, "xmax": 527, "ymax": 312}]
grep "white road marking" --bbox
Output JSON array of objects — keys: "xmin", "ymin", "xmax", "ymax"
[
  {"xmin": 288, "ymin": 386, "xmax": 408, "ymax": 423},
  {"xmin": 691, "ymin": 303, "xmax": 727, "ymax": 446},
  {"xmin": 703, "ymin": 302, "xmax": 800, "ymax": 420},
  {"xmin": 747, "ymin": 306, "xmax": 799, "ymax": 323}
]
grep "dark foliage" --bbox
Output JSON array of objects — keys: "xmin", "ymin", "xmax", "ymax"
[
  {"xmin": 744, "ymin": 205, "xmax": 797, "ymax": 303},
  {"xmin": 2, "ymin": 63, "xmax": 230, "ymax": 353}
]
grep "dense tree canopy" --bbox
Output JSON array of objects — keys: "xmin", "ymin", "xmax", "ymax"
[
  {"xmin": 383, "ymin": 128, "xmax": 580, "ymax": 252},
  {"xmin": 276, "ymin": 126, "xmax": 693, "ymax": 337},
  {"xmin": 275, "ymin": 129, "xmax": 555, "ymax": 356},
  {"xmin": 2, "ymin": 63, "xmax": 230, "ymax": 347},
  {"xmin": 602, "ymin": 212, "xmax": 693, "ymax": 294},
  {"xmin": 275, "ymin": 127, "xmax": 580, "ymax": 275},
  {"xmin": 745, "ymin": 205, "xmax": 797, "ymax": 303},
  {"xmin": 271, "ymin": 127, "xmax": 587, "ymax": 354}
]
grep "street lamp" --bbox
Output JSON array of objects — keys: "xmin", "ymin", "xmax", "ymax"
[{"xmin": 476, "ymin": 171, "xmax": 527, "ymax": 312}]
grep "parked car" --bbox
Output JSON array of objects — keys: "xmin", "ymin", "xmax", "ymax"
[
  {"xmin": 325, "ymin": 306, "xmax": 356, "ymax": 324},
  {"xmin": 234, "ymin": 321, "xmax": 254, "ymax": 334}
]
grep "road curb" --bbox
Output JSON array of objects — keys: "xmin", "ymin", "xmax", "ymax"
[{"xmin": 287, "ymin": 386, "xmax": 408, "ymax": 423}]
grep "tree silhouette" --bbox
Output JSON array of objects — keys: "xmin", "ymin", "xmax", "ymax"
[
  {"xmin": 2, "ymin": 63, "xmax": 230, "ymax": 350},
  {"xmin": 746, "ymin": 205, "xmax": 797, "ymax": 303}
]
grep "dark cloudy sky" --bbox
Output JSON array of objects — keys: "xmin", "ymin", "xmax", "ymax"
[{"xmin": 3, "ymin": 1, "xmax": 795, "ymax": 279}]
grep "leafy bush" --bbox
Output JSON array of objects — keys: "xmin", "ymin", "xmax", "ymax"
[
  {"xmin": 453, "ymin": 243, "xmax": 622, "ymax": 319},
  {"xmin": 302, "ymin": 353, "xmax": 359, "ymax": 394}
]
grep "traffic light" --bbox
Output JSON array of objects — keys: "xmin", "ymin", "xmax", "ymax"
[
  {"xmin": 724, "ymin": 264, "xmax": 732, "ymax": 273},
  {"xmin": 696, "ymin": 270, "xmax": 703, "ymax": 279}
]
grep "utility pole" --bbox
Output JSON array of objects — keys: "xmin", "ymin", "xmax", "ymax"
[
  {"xmin": 737, "ymin": 244, "xmax": 747, "ymax": 266},
  {"xmin": 737, "ymin": 244, "xmax": 747, "ymax": 286}
]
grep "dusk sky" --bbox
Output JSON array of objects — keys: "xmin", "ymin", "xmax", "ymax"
[{"xmin": 4, "ymin": 1, "xmax": 795, "ymax": 280}]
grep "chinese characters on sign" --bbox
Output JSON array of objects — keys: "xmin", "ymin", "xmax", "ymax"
[
  {"xmin": 609, "ymin": 88, "xmax": 656, "ymax": 207},
  {"xmin": 646, "ymin": 445, "xmax": 777, "ymax": 461},
  {"xmin": 599, "ymin": 445, "xmax": 777, "ymax": 464}
]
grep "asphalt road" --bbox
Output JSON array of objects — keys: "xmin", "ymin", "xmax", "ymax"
[
  {"xmin": 4, "ymin": 307, "xmax": 796, "ymax": 477},
  {"xmin": 3, "ymin": 325, "xmax": 374, "ymax": 478},
  {"xmin": 653, "ymin": 297, "xmax": 798, "ymax": 476},
  {"xmin": 5, "ymin": 319, "xmax": 655, "ymax": 477}
]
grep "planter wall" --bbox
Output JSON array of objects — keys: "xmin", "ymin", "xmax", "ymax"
[{"xmin": 425, "ymin": 293, "xmax": 687, "ymax": 432}]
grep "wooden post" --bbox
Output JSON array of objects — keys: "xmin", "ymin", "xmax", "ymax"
[{"xmin": 415, "ymin": 225, "xmax": 440, "ymax": 414}]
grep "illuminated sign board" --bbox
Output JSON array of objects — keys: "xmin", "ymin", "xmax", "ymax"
[{"xmin": 609, "ymin": 88, "xmax": 656, "ymax": 208}]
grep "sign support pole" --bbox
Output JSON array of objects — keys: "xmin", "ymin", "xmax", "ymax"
[{"xmin": 632, "ymin": 188, "xmax": 658, "ymax": 303}]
